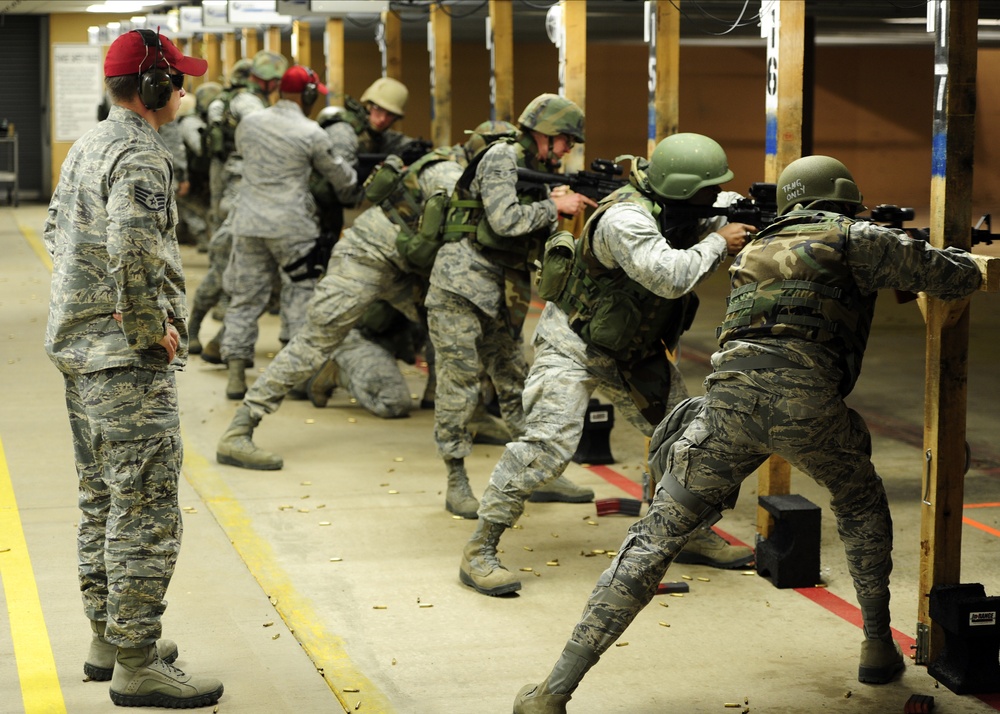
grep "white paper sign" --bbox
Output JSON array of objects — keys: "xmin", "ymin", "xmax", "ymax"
[{"xmin": 53, "ymin": 44, "xmax": 103, "ymax": 143}]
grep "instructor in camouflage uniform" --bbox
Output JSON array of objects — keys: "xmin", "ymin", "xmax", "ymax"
[
  {"xmin": 44, "ymin": 30, "xmax": 222, "ymax": 708},
  {"xmin": 512, "ymin": 155, "xmax": 985, "ymax": 713},
  {"xmin": 219, "ymin": 65, "xmax": 356, "ymax": 400},
  {"xmin": 426, "ymin": 94, "xmax": 596, "ymax": 521},
  {"xmin": 460, "ymin": 133, "xmax": 754, "ymax": 597}
]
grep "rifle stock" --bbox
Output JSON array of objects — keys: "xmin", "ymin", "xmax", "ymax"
[{"xmin": 515, "ymin": 159, "xmax": 628, "ymax": 202}]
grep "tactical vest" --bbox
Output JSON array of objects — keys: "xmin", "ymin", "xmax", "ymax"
[
  {"xmin": 716, "ymin": 209, "xmax": 876, "ymax": 395},
  {"xmin": 441, "ymin": 135, "xmax": 550, "ymax": 271},
  {"xmin": 555, "ymin": 184, "xmax": 699, "ymax": 362},
  {"xmin": 207, "ymin": 84, "xmax": 267, "ymax": 161},
  {"xmin": 364, "ymin": 149, "xmax": 456, "ymax": 274},
  {"xmin": 323, "ymin": 97, "xmax": 385, "ymax": 154}
]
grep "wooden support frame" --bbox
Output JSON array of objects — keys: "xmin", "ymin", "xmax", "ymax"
[
  {"xmin": 293, "ymin": 20, "xmax": 311, "ymax": 67},
  {"xmin": 243, "ymin": 29, "xmax": 260, "ymax": 59},
  {"xmin": 266, "ymin": 27, "xmax": 282, "ymax": 55},
  {"xmin": 650, "ymin": 0, "xmax": 680, "ymax": 155},
  {"xmin": 755, "ymin": 0, "xmax": 804, "ymax": 540},
  {"xmin": 488, "ymin": 0, "xmax": 514, "ymax": 123},
  {"xmin": 380, "ymin": 10, "xmax": 403, "ymax": 81},
  {"xmin": 561, "ymin": 0, "xmax": 586, "ymax": 174},
  {"xmin": 915, "ymin": 0, "xmax": 980, "ymax": 666},
  {"xmin": 222, "ymin": 33, "xmax": 237, "ymax": 84},
  {"xmin": 325, "ymin": 18, "xmax": 345, "ymax": 109},
  {"xmin": 429, "ymin": 4, "xmax": 452, "ymax": 149},
  {"xmin": 204, "ymin": 34, "xmax": 222, "ymax": 87}
]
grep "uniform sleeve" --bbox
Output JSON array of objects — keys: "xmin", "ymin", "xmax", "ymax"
[
  {"xmin": 311, "ymin": 128, "xmax": 357, "ymax": 195},
  {"xmin": 325, "ymin": 122, "xmax": 362, "ymax": 205},
  {"xmin": 106, "ymin": 150, "xmax": 173, "ymax": 351},
  {"xmin": 417, "ymin": 160, "xmax": 463, "ymax": 197},
  {"xmin": 477, "ymin": 144, "xmax": 557, "ymax": 236},
  {"xmin": 846, "ymin": 220, "xmax": 982, "ymax": 300},
  {"xmin": 593, "ymin": 202, "xmax": 727, "ymax": 299}
]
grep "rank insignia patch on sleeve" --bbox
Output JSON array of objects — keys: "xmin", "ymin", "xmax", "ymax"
[{"xmin": 134, "ymin": 185, "xmax": 167, "ymax": 212}]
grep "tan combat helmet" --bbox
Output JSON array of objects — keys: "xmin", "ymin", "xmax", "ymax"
[
  {"xmin": 360, "ymin": 77, "xmax": 408, "ymax": 117},
  {"xmin": 229, "ymin": 58, "xmax": 253, "ymax": 88}
]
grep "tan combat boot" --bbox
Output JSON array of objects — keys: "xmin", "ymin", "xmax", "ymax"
[
  {"xmin": 513, "ymin": 641, "xmax": 599, "ymax": 713},
  {"xmin": 528, "ymin": 475, "xmax": 595, "ymax": 504},
  {"xmin": 459, "ymin": 519, "xmax": 521, "ymax": 596},
  {"xmin": 444, "ymin": 458, "xmax": 479, "ymax": 519},
  {"xmin": 857, "ymin": 595, "xmax": 904, "ymax": 683},
  {"xmin": 216, "ymin": 405, "xmax": 283, "ymax": 470},
  {"xmin": 110, "ymin": 644, "xmax": 223, "ymax": 708},
  {"xmin": 84, "ymin": 620, "xmax": 178, "ymax": 682},
  {"xmin": 225, "ymin": 359, "xmax": 248, "ymax": 400},
  {"xmin": 306, "ymin": 359, "xmax": 340, "ymax": 408},
  {"xmin": 673, "ymin": 525, "xmax": 754, "ymax": 569}
]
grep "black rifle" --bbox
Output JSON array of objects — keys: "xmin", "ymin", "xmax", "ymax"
[
  {"xmin": 869, "ymin": 204, "xmax": 994, "ymax": 246},
  {"xmin": 356, "ymin": 138, "xmax": 434, "ymax": 183},
  {"xmin": 515, "ymin": 159, "xmax": 628, "ymax": 202},
  {"xmin": 663, "ymin": 182, "xmax": 779, "ymax": 230}
]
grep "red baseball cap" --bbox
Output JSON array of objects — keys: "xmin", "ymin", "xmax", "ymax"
[
  {"xmin": 280, "ymin": 65, "xmax": 328, "ymax": 95},
  {"xmin": 104, "ymin": 30, "xmax": 208, "ymax": 78}
]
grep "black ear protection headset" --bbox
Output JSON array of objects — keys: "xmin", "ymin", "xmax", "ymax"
[
  {"xmin": 135, "ymin": 29, "xmax": 173, "ymax": 111},
  {"xmin": 300, "ymin": 67, "xmax": 319, "ymax": 111}
]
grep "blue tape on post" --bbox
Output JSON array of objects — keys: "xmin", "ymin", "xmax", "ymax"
[
  {"xmin": 931, "ymin": 132, "xmax": 947, "ymax": 178},
  {"xmin": 765, "ymin": 114, "xmax": 778, "ymax": 156}
]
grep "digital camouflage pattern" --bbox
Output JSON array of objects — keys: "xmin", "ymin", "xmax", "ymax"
[
  {"xmin": 241, "ymin": 158, "xmax": 462, "ymax": 418},
  {"xmin": 220, "ymin": 99, "xmax": 357, "ymax": 363},
  {"xmin": 477, "ymin": 193, "xmax": 731, "ymax": 525},
  {"xmin": 556, "ymin": 209, "xmax": 983, "ymax": 668},
  {"xmin": 44, "ymin": 104, "xmax": 186, "ymax": 647},
  {"xmin": 330, "ymin": 327, "xmax": 414, "ymax": 419},
  {"xmin": 518, "ymin": 93, "xmax": 585, "ymax": 142},
  {"xmin": 426, "ymin": 138, "xmax": 559, "ymax": 461}
]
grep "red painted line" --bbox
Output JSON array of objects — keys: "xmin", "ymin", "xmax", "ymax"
[
  {"xmin": 963, "ymin": 516, "xmax": 1000, "ymax": 538},
  {"xmin": 965, "ymin": 502, "xmax": 1000, "ymax": 509},
  {"xmin": 588, "ymin": 461, "xmax": 1000, "ymax": 711}
]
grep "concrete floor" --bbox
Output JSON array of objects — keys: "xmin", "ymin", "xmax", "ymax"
[{"xmin": 1, "ymin": 201, "xmax": 999, "ymax": 714}]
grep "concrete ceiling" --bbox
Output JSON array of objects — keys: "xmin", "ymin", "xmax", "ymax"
[{"xmin": 5, "ymin": 0, "xmax": 1000, "ymax": 46}]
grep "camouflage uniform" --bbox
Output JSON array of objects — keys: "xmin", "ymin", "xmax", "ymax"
[
  {"xmin": 177, "ymin": 107, "xmax": 212, "ymax": 250},
  {"xmin": 219, "ymin": 99, "xmax": 356, "ymax": 363},
  {"xmin": 43, "ymin": 104, "xmax": 186, "ymax": 648},
  {"xmin": 237, "ymin": 159, "xmax": 462, "ymax": 419},
  {"xmin": 426, "ymin": 139, "xmax": 558, "ymax": 464},
  {"xmin": 538, "ymin": 210, "xmax": 983, "ymax": 700},
  {"xmin": 477, "ymin": 193, "xmax": 736, "ymax": 527}
]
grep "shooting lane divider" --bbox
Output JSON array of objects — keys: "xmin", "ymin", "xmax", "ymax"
[{"xmin": 0, "ymin": 435, "xmax": 67, "ymax": 714}]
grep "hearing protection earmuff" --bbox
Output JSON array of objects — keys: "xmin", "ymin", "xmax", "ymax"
[
  {"xmin": 300, "ymin": 67, "xmax": 319, "ymax": 111},
  {"xmin": 135, "ymin": 29, "xmax": 172, "ymax": 111}
]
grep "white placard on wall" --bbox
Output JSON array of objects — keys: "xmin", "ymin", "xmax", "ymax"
[{"xmin": 54, "ymin": 44, "xmax": 103, "ymax": 143}]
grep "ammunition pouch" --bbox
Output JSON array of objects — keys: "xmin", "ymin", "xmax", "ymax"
[
  {"xmin": 582, "ymin": 289, "xmax": 643, "ymax": 356},
  {"xmin": 536, "ymin": 230, "xmax": 576, "ymax": 302},
  {"xmin": 364, "ymin": 155, "xmax": 406, "ymax": 204},
  {"xmin": 396, "ymin": 190, "xmax": 450, "ymax": 273}
]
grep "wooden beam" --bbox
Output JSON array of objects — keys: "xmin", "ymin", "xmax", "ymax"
[
  {"xmin": 429, "ymin": 4, "xmax": 452, "ymax": 148},
  {"xmin": 489, "ymin": 0, "xmax": 514, "ymax": 123},
  {"xmin": 243, "ymin": 29, "xmax": 260, "ymax": 59},
  {"xmin": 222, "ymin": 33, "xmax": 237, "ymax": 84},
  {"xmin": 204, "ymin": 34, "xmax": 222, "ymax": 87},
  {"xmin": 266, "ymin": 27, "xmax": 282, "ymax": 55},
  {"xmin": 916, "ymin": 0, "xmax": 979, "ymax": 667},
  {"xmin": 293, "ymin": 20, "xmax": 311, "ymax": 67},
  {"xmin": 651, "ymin": 0, "xmax": 680, "ymax": 155},
  {"xmin": 381, "ymin": 10, "xmax": 403, "ymax": 81},
  {"xmin": 326, "ymin": 19, "xmax": 345, "ymax": 108},
  {"xmin": 561, "ymin": 0, "xmax": 586, "ymax": 174},
  {"xmin": 755, "ymin": 0, "xmax": 804, "ymax": 539}
]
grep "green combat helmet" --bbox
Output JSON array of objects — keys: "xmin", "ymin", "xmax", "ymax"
[
  {"xmin": 645, "ymin": 132, "xmax": 733, "ymax": 201},
  {"xmin": 517, "ymin": 93, "xmax": 585, "ymax": 143},
  {"xmin": 229, "ymin": 58, "xmax": 253, "ymax": 88},
  {"xmin": 776, "ymin": 155, "xmax": 863, "ymax": 215},
  {"xmin": 463, "ymin": 120, "xmax": 517, "ymax": 160},
  {"xmin": 250, "ymin": 50, "xmax": 288, "ymax": 81},
  {"xmin": 195, "ymin": 81, "xmax": 223, "ymax": 116},
  {"xmin": 360, "ymin": 77, "xmax": 408, "ymax": 117}
]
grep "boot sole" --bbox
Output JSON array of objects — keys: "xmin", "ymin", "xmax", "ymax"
[
  {"xmin": 459, "ymin": 568, "xmax": 521, "ymax": 596},
  {"xmin": 85, "ymin": 648, "xmax": 178, "ymax": 682},
  {"xmin": 858, "ymin": 660, "xmax": 904, "ymax": 684},
  {"xmin": 673, "ymin": 551, "xmax": 755, "ymax": 570},
  {"xmin": 528, "ymin": 492, "xmax": 594, "ymax": 504},
  {"xmin": 216, "ymin": 453, "xmax": 283, "ymax": 470},
  {"xmin": 446, "ymin": 503, "xmax": 479, "ymax": 520},
  {"xmin": 110, "ymin": 683, "xmax": 224, "ymax": 708}
]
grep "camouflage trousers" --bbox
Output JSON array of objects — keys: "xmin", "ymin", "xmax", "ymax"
[
  {"xmin": 62, "ymin": 368, "xmax": 182, "ymax": 647},
  {"xmin": 220, "ymin": 234, "xmax": 319, "ymax": 362},
  {"xmin": 478, "ymin": 335, "xmax": 687, "ymax": 526},
  {"xmin": 568, "ymin": 368, "xmax": 894, "ymax": 658},
  {"xmin": 333, "ymin": 330, "xmax": 412, "ymax": 419},
  {"xmin": 190, "ymin": 216, "xmax": 232, "ymax": 317},
  {"xmin": 425, "ymin": 286, "xmax": 528, "ymax": 461},
  {"xmin": 243, "ymin": 243, "xmax": 417, "ymax": 418}
]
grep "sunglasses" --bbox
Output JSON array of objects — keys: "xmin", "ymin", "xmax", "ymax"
[{"xmin": 169, "ymin": 73, "xmax": 185, "ymax": 90}]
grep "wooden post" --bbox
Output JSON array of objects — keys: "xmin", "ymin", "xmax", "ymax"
[
  {"xmin": 204, "ymin": 34, "xmax": 222, "ymax": 86},
  {"xmin": 266, "ymin": 27, "xmax": 282, "ymax": 55},
  {"xmin": 650, "ymin": 0, "xmax": 680, "ymax": 156},
  {"xmin": 243, "ymin": 28, "xmax": 260, "ymax": 58},
  {"xmin": 293, "ymin": 20, "xmax": 311, "ymax": 67},
  {"xmin": 222, "ymin": 33, "xmax": 237, "ymax": 84},
  {"xmin": 561, "ymin": 0, "xmax": 586, "ymax": 174},
  {"xmin": 381, "ymin": 10, "xmax": 403, "ymax": 81},
  {"xmin": 488, "ymin": 0, "xmax": 514, "ymax": 123},
  {"xmin": 325, "ymin": 19, "xmax": 345, "ymax": 109},
  {"xmin": 755, "ymin": 0, "xmax": 804, "ymax": 539},
  {"xmin": 915, "ymin": 0, "xmax": 979, "ymax": 666},
  {"xmin": 429, "ymin": 4, "xmax": 452, "ymax": 148}
]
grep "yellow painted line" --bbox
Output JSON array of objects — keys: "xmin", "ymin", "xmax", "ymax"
[
  {"xmin": 180, "ymin": 439, "xmax": 395, "ymax": 714},
  {"xmin": 0, "ymin": 436, "xmax": 67, "ymax": 714},
  {"xmin": 16, "ymin": 212, "xmax": 52, "ymax": 272}
]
